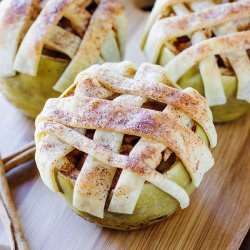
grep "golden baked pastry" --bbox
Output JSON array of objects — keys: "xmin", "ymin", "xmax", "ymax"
[
  {"xmin": 35, "ymin": 61, "xmax": 217, "ymax": 229},
  {"xmin": 0, "ymin": 0, "xmax": 126, "ymax": 118},
  {"xmin": 142, "ymin": 0, "xmax": 250, "ymax": 122}
]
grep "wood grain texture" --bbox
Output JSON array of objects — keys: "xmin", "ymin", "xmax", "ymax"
[{"xmin": 0, "ymin": 1, "xmax": 249, "ymax": 249}]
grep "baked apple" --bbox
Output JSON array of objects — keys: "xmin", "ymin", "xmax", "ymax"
[
  {"xmin": 0, "ymin": 0, "xmax": 126, "ymax": 118},
  {"xmin": 35, "ymin": 61, "xmax": 217, "ymax": 229},
  {"xmin": 142, "ymin": 0, "xmax": 250, "ymax": 122}
]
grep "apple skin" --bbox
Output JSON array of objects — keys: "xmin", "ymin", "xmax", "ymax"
[
  {"xmin": 56, "ymin": 124, "xmax": 208, "ymax": 230},
  {"xmin": 57, "ymin": 166, "xmax": 194, "ymax": 230},
  {"xmin": 0, "ymin": 56, "xmax": 69, "ymax": 119}
]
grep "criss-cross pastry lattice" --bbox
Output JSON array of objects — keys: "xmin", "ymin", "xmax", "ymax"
[
  {"xmin": 0, "ymin": 0, "xmax": 125, "ymax": 92},
  {"xmin": 142, "ymin": 0, "xmax": 250, "ymax": 106},
  {"xmin": 35, "ymin": 61, "xmax": 217, "ymax": 218}
]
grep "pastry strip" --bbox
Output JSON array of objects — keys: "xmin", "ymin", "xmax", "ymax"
[
  {"xmin": 14, "ymin": 0, "xmax": 73, "ymax": 76},
  {"xmin": 64, "ymin": 0, "xmax": 92, "ymax": 37},
  {"xmin": 191, "ymin": 33, "xmax": 226, "ymax": 106},
  {"xmin": 114, "ymin": 13, "xmax": 127, "ymax": 58},
  {"xmin": 142, "ymin": 0, "xmax": 195, "ymax": 48},
  {"xmin": 100, "ymin": 30, "xmax": 121, "ymax": 62},
  {"xmin": 0, "ymin": 0, "xmax": 34, "ymax": 77},
  {"xmin": 44, "ymin": 26, "xmax": 81, "ymax": 59},
  {"xmin": 53, "ymin": 0, "xmax": 124, "ymax": 92},
  {"xmin": 165, "ymin": 31, "xmax": 250, "ymax": 85}
]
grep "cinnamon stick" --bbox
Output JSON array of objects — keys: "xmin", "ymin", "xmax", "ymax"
[
  {"xmin": 2, "ymin": 142, "xmax": 35, "ymax": 164},
  {"xmin": 2, "ymin": 142, "xmax": 35, "ymax": 172},
  {"xmin": 0, "ymin": 157, "xmax": 29, "ymax": 250},
  {"xmin": 0, "ymin": 195, "xmax": 15, "ymax": 250}
]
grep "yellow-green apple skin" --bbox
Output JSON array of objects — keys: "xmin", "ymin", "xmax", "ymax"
[{"xmin": 0, "ymin": 56, "xmax": 68, "ymax": 118}]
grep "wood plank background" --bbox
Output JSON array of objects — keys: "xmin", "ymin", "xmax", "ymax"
[{"xmin": 0, "ymin": 1, "xmax": 249, "ymax": 249}]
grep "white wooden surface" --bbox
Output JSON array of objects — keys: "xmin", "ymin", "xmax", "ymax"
[{"xmin": 0, "ymin": 1, "xmax": 249, "ymax": 249}]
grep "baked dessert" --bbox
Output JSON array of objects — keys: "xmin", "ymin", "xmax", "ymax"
[
  {"xmin": 35, "ymin": 61, "xmax": 217, "ymax": 229},
  {"xmin": 142, "ymin": 0, "xmax": 250, "ymax": 122},
  {"xmin": 0, "ymin": 0, "xmax": 126, "ymax": 118}
]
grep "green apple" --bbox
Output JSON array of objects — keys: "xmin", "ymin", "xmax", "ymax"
[
  {"xmin": 0, "ymin": 56, "xmax": 67, "ymax": 118},
  {"xmin": 0, "ymin": 13, "xmax": 126, "ymax": 119}
]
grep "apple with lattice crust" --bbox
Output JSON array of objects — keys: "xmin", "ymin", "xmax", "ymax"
[
  {"xmin": 35, "ymin": 61, "xmax": 217, "ymax": 229},
  {"xmin": 142, "ymin": 0, "xmax": 250, "ymax": 122},
  {"xmin": 0, "ymin": 0, "xmax": 126, "ymax": 118}
]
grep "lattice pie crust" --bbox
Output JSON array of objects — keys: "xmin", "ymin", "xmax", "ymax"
[
  {"xmin": 35, "ymin": 61, "xmax": 217, "ymax": 218},
  {"xmin": 142, "ymin": 0, "xmax": 250, "ymax": 107}
]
